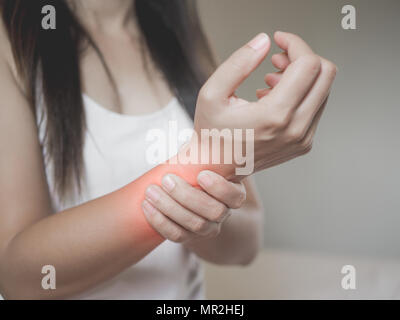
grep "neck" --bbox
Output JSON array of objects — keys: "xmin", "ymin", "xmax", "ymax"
[{"xmin": 71, "ymin": 0, "xmax": 135, "ymax": 31}]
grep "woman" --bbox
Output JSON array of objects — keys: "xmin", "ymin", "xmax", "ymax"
[{"xmin": 0, "ymin": 0, "xmax": 336, "ymax": 299}]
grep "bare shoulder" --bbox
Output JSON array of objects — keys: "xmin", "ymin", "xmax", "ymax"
[{"xmin": 0, "ymin": 16, "xmax": 23, "ymax": 90}]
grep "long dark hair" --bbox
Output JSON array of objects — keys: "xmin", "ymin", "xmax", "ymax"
[{"xmin": 0, "ymin": 0, "xmax": 215, "ymax": 197}]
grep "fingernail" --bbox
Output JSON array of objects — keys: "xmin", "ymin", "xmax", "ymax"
[
  {"xmin": 162, "ymin": 175, "xmax": 176, "ymax": 192},
  {"xmin": 198, "ymin": 171, "xmax": 213, "ymax": 188},
  {"xmin": 145, "ymin": 186, "xmax": 160, "ymax": 202},
  {"xmin": 248, "ymin": 33, "xmax": 269, "ymax": 50}
]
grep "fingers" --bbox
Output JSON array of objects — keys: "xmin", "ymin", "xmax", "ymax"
[
  {"xmin": 257, "ymin": 31, "xmax": 320, "ymax": 110},
  {"xmin": 274, "ymin": 31, "xmax": 314, "ymax": 61},
  {"xmin": 261, "ymin": 32, "xmax": 335, "ymax": 141},
  {"xmin": 286, "ymin": 58, "xmax": 337, "ymax": 140},
  {"xmin": 142, "ymin": 171, "xmax": 247, "ymax": 243},
  {"xmin": 296, "ymin": 97, "xmax": 328, "ymax": 151},
  {"xmin": 271, "ymin": 52, "xmax": 290, "ymax": 70},
  {"xmin": 144, "ymin": 185, "xmax": 220, "ymax": 237},
  {"xmin": 197, "ymin": 170, "xmax": 247, "ymax": 209},
  {"xmin": 259, "ymin": 54, "xmax": 321, "ymax": 112},
  {"xmin": 256, "ymin": 88, "xmax": 271, "ymax": 99},
  {"xmin": 161, "ymin": 174, "xmax": 229, "ymax": 222},
  {"xmin": 256, "ymin": 52, "xmax": 288, "ymax": 99},
  {"xmin": 305, "ymin": 98, "xmax": 327, "ymax": 140},
  {"xmin": 142, "ymin": 200, "xmax": 191, "ymax": 243},
  {"xmin": 264, "ymin": 72, "xmax": 283, "ymax": 88},
  {"xmin": 200, "ymin": 33, "xmax": 271, "ymax": 103}
]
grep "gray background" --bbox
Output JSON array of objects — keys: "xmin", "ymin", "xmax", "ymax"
[{"xmin": 198, "ymin": 0, "xmax": 400, "ymax": 258}]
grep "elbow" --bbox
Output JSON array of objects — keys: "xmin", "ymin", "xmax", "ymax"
[
  {"xmin": 0, "ymin": 243, "xmax": 57, "ymax": 300},
  {"xmin": 0, "ymin": 280, "xmax": 56, "ymax": 300},
  {"xmin": 0, "ymin": 255, "xmax": 34, "ymax": 300},
  {"xmin": 0, "ymin": 288, "xmax": 25, "ymax": 300},
  {"xmin": 2, "ymin": 292, "xmax": 44, "ymax": 300},
  {"xmin": 0, "ymin": 276, "xmax": 40, "ymax": 300},
  {"xmin": 0, "ymin": 281, "xmax": 25, "ymax": 300},
  {"xmin": 0, "ymin": 260, "xmax": 51, "ymax": 300}
]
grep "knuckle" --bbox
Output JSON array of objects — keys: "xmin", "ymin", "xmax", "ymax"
[
  {"xmin": 239, "ymin": 189, "xmax": 247, "ymax": 206},
  {"xmin": 323, "ymin": 60, "xmax": 337, "ymax": 80},
  {"xmin": 300, "ymin": 54, "xmax": 321, "ymax": 75},
  {"xmin": 285, "ymin": 127, "xmax": 305, "ymax": 144},
  {"xmin": 191, "ymin": 218, "xmax": 207, "ymax": 233},
  {"xmin": 231, "ymin": 200, "xmax": 243, "ymax": 210},
  {"xmin": 268, "ymin": 112, "xmax": 291, "ymax": 131},
  {"xmin": 231, "ymin": 189, "xmax": 247, "ymax": 209},
  {"xmin": 271, "ymin": 95, "xmax": 287, "ymax": 110},
  {"xmin": 211, "ymin": 204, "xmax": 227, "ymax": 222}
]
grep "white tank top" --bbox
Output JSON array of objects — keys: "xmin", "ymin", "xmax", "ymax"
[{"xmin": 39, "ymin": 94, "xmax": 205, "ymax": 300}]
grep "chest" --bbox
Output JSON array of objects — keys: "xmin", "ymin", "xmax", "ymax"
[{"xmin": 79, "ymin": 33, "xmax": 173, "ymax": 117}]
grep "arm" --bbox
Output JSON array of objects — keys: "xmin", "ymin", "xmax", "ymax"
[
  {"xmin": 142, "ymin": 165, "xmax": 264, "ymax": 266},
  {"xmin": 0, "ymin": 31, "xmax": 336, "ymax": 299},
  {"xmin": 0, "ymin": 41, "xmax": 227, "ymax": 298},
  {"xmin": 0, "ymin": 80, "xmax": 228, "ymax": 300},
  {"xmin": 141, "ymin": 31, "xmax": 337, "ymax": 266},
  {"xmin": 141, "ymin": 171, "xmax": 264, "ymax": 266},
  {"xmin": 0, "ymin": 48, "xmax": 235, "ymax": 299}
]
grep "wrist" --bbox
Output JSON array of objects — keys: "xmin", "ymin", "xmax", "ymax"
[{"xmin": 172, "ymin": 134, "xmax": 237, "ymax": 182}]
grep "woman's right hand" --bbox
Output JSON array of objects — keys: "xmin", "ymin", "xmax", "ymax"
[{"xmin": 188, "ymin": 31, "xmax": 337, "ymax": 180}]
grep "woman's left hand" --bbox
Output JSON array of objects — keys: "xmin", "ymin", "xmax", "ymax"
[{"xmin": 142, "ymin": 170, "xmax": 247, "ymax": 243}]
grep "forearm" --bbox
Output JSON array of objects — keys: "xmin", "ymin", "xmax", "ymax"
[
  {"xmin": 184, "ymin": 202, "xmax": 264, "ymax": 266},
  {"xmin": 0, "ymin": 152, "xmax": 234, "ymax": 299},
  {"xmin": 0, "ymin": 172, "xmax": 156, "ymax": 299}
]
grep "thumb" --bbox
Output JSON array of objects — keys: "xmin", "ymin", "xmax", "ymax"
[{"xmin": 200, "ymin": 33, "xmax": 271, "ymax": 104}]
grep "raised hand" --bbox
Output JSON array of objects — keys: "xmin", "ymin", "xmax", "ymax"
[{"xmin": 187, "ymin": 31, "xmax": 337, "ymax": 180}]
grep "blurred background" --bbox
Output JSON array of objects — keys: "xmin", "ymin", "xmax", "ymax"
[{"xmin": 197, "ymin": 0, "xmax": 400, "ymax": 299}]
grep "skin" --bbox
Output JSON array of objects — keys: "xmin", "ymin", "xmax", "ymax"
[
  {"xmin": 143, "ymin": 31, "xmax": 337, "ymax": 252},
  {"xmin": 0, "ymin": 0, "xmax": 336, "ymax": 299}
]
